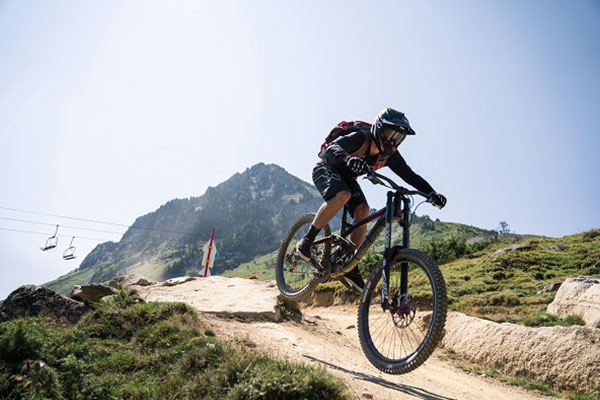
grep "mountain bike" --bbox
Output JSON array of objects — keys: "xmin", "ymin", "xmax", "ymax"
[{"xmin": 275, "ymin": 170, "xmax": 447, "ymax": 374}]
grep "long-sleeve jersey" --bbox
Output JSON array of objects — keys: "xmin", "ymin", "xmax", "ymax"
[{"xmin": 321, "ymin": 130, "xmax": 435, "ymax": 195}]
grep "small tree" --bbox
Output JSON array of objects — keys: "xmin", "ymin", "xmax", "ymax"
[{"xmin": 498, "ymin": 221, "xmax": 510, "ymax": 235}]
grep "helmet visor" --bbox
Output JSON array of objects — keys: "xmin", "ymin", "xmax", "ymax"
[{"xmin": 382, "ymin": 127, "xmax": 407, "ymax": 147}]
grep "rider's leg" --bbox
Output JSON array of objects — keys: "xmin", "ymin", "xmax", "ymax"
[
  {"xmin": 296, "ymin": 190, "xmax": 350, "ymax": 261},
  {"xmin": 349, "ymin": 202, "xmax": 369, "ymax": 246},
  {"xmin": 313, "ymin": 190, "xmax": 351, "ymax": 229},
  {"xmin": 343, "ymin": 201, "xmax": 369, "ymax": 292}
]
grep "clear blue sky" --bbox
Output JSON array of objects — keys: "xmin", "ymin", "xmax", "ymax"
[{"xmin": 1, "ymin": 0, "xmax": 599, "ymax": 299}]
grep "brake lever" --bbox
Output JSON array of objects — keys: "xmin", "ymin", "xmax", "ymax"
[{"xmin": 364, "ymin": 172, "xmax": 387, "ymax": 187}]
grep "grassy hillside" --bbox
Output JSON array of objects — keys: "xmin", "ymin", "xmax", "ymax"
[
  {"xmin": 229, "ymin": 224, "xmax": 600, "ymax": 328},
  {"xmin": 0, "ymin": 291, "xmax": 348, "ymax": 399},
  {"xmin": 46, "ymin": 251, "xmax": 175, "ymax": 295},
  {"xmin": 44, "ymin": 268, "xmax": 97, "ymax": 296},
  {"xmin": 223, "ymin": 213, "xmax": 498, "ymax": 280},
  {"xmin": 442, "ymin": 229, "xmax": 600, "ymax": 326}
]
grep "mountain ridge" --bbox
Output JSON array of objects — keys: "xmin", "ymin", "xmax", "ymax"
[
  {"xmin": 46, "ymin": 162, "xmax": 496, "ymax": 294},
  {"xmin": 46, "ymin": 163, "xmax": 323, "ymax": 293}
]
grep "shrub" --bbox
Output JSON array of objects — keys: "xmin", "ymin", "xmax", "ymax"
[
  {"xmin": 523, "ymin": 312, "xmax": 586, "ymax": 327},
  {"xmin": 583, "ymin": 230, "xmax": 599, "ymax": 241},
  {"xmin": 0, "ymin": 319, "xmax": 48, "ymax": 366},
  {"xmin": 422, "ymin": 236, "xmax": 467, "ymax": 264},
  {"xmin": 359, "ymin": 251, "xmax": 382, "ymax": 277},
  {"xmin": 562, "ymin": 314, "xmax": 586, "ymax": 327}
]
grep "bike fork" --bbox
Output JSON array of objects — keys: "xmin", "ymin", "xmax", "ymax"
[
  {"xmin": 400, "ymin": 198, "xmax": 411, "ymax": 302},
  {"xmin": 381, "ymin": 192, "xmax": 395, "ymax": 310},
  {"xmin": 381, "ymin": 193, "xmax": 410, "ymax": 311}
]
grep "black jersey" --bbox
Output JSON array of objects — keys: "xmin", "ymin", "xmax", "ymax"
[{"xmin": 320, "ymin": 130, "xmax": 435, "ymax": 195}]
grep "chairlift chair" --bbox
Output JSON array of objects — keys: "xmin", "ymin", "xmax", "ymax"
[
  {"xmin": 41, "ymin": 225, "xmax": 59, "ymax": 251},
  {"xmin": 63, "ymin": 236, "xmax": 77, "ymax": 260}
]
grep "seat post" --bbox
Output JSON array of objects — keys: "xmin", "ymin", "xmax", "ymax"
[{"xmin": 341, "ymin": 205, "xmax": 350, "ymax": 232}]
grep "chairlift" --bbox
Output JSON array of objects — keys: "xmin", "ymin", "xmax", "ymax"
[
  {"xmin": 41, "ymin": 225, "xmax": 59, "ymax": 251},
  {"xmin": 63, "ymin": 236, "xmax": 77, "ymax": 260}
]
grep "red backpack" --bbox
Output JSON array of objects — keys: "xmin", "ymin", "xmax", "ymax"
[
  {"xmin": 319, "ymin": 121, "xmax": 372, "ymax": 158},
  {"xmin": 319, "ymin": 121, "xmax": 387, "ymax": 170}
]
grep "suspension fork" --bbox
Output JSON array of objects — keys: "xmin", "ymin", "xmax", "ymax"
[
  {"xmin": 381, "ymin": 192, "xmax": 395, "ymax": 309},
  {"xmin": 381, "ymin": 192, "xmax": 410, "ymax": 310},
  {"xmin": 400, "ymin": 196, "xmax": 410, "ymax": 296}
]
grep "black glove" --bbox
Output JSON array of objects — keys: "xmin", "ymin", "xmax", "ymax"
[
  {"xmin": 429, "ymin": 192, "xmax": 447, "ymax": 209},
  {"xmin": 346, "ymin": 156, "xmax": 369, "ymax": 175}
]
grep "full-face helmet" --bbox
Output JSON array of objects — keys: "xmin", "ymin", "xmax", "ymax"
[{"xmin": 371, "ymin": 108, "xmax": 415, "ymax": 157}]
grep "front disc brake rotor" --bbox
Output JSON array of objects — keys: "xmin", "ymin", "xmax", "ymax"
[{"xmin": 390, "ymin": 293, "xmax": 417, "ymax": 328}]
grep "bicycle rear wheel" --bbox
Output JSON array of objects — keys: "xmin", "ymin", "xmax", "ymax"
[
  {"xmin": 358, "ymin": 248, "xmax": 447, "ymax": 374},
  {"xmin": 275, "ymin": 213, "xmax": 331, "ymax": 300}
]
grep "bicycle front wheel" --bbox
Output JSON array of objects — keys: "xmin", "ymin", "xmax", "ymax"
[
  {"xmin": 358, "ymin": 248, "xmax": 447, "ymax": 374},
  {"xmin": 275, "ymin": 213, "xmax": 331, "ymax": 301}
]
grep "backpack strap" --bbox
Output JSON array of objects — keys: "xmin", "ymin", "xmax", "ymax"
[
  {"xmin": 352, "ymin": 134, "xmax": 388, "ymax": 171},
  {"xmin": 349, "ymin": 134, "xmax": 372, "ymax": 158}
]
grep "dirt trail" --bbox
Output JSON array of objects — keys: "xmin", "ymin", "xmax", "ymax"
[
  {"xmin": 136, "ymin": 278, "xmax": 545, "ymax": 399},
  {"xmin": 204, "ymin": 305, "xmax": 546, "ymax": 400}
]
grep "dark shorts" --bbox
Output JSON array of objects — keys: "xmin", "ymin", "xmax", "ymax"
[{"xmin": 312, "ymin": 162, "xmax": 367, "ymax": 217}]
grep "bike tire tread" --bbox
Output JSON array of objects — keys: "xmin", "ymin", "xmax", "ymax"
[
  {"xmin": 275, "ymin": 213, "xmax": 329, "ymax": 301},
  {"xmin": 357, "ymin": 248, "xmax": 447, "ymax": 374}
]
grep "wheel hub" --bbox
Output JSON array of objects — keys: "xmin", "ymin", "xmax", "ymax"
[{"xmin": 389, "ymin": 293, "xmax": 416, "ymax": 328}]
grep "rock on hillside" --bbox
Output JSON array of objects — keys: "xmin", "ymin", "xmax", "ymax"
[
  {"xmin": 547, "ymin": 276, "xmax": 600, "ymax": 328},
  {"xmin": 442, "ymin": 312, "xmax": 600, "ymax": 395},
  {"xmin": 134, "ymin": 276, "xmax": 284, "ymax": 321},
  {"xmin": 0, "ymin": 285, "xmax": 87, "ymax": 323}
]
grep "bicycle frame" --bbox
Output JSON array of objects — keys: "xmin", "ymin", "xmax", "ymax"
[{"xmin": 312, "ymin": 189, "xmax": 412, "ymax": 309}]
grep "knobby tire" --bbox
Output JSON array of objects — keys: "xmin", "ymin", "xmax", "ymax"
[
  {"xmin": 357, "ymin": 248, "xmax": 447, "ymax": 374},
  {"xmin": 275, "ymin": 213, "xmax": 331, "ymax": 301}
]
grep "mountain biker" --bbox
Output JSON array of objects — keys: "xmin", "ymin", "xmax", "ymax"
[{"xmin": 295, "ymin": 107, "xmax": 447, "ymax": 292}]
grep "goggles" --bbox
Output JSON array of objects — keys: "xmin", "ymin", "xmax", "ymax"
[{"xmin": 382, "ymin": 126, "xmax": 407, "ymax": 147}]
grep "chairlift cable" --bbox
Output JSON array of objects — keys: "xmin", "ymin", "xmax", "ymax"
[
  {"xmin": 0, "ymin": 206, "xmax": 204, "ymax": 237},
  {"xmin": 0, "ymin": 216, "xmax": 188, "ymax": 241},
  {"xmin": 0, "ymin": 206, "xmax": 128, "ymax": 227},
  {"xmin": 0, "ymin": 227, "xmax": 110, "ymax": 242},
  {"xmin": 0, "ymin": 216, "xmax": 126, "ymax": 236}
]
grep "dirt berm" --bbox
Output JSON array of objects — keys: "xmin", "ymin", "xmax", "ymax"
[
  {"xmin": 299, "ymin": 286, "xmax": 600, "ymax": 395},
  {"xmin": 442, "ymin": 312, "xmax": 600, "ymax": 394}
]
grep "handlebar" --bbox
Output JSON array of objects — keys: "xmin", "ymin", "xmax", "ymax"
[{"xmin": 364, "ymin": 169, "xmax": 432, "ymax": 202}]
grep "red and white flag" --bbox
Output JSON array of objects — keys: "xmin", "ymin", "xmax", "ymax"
[{"xmin": 201, "ymin": 228, "xmax": 217, "ymax": 277}]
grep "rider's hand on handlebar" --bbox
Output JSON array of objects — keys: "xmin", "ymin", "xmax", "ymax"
[
  {"xmin": 346, "ymin": 156, "xmax": 370, "ymax": 176},
  {"xmin": 429, "ymin": 192, "xmax": 447, "ymax": 209}
]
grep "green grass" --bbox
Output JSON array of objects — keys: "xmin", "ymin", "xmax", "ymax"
[
  {"xmin": 442, "ymin": 229, "xmax": 600, "ymax": 326},
  {"xmin": 507, "ymin": 376, "xmax": 558, "ymax": 396},
  {"xmin": 0, "ymin": 291, "xmax": 349, "ymax": 400},
  {"xmin": 568, "ymin": 394, "xmax": 600, "ymax": 400},
  {"xmin": 451, "ymin": 356, "xmax": 559, "ymax": 396},
  {"xmin": 522, "ymin": 312, "xmax": 586, "ymax": 327},
  {"xmin": 227, "ymin": 227, "xmax": 600, "ymax": 328},
  {"xmin": 444, "ymin": 348, "xmax": 599, "ymax": 399},
  {"xmin": 222, "ymin": 251, "xmax": 278, "ymax": 280}
]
